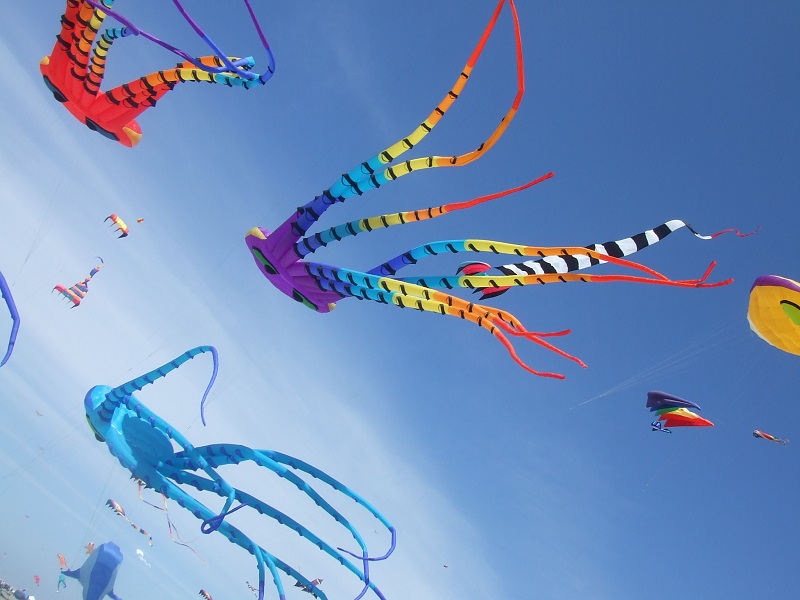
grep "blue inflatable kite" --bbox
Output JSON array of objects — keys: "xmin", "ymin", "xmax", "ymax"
[
  {"xmin": 62, "ymin": 541, "xmax": 123, "ymax": 600},
  {"xmin": 83, "ymin": 346, "xmax": 395, "ymax": 600}
]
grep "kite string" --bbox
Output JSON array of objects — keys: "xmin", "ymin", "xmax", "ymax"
[
  {"xmin": 76, "ymin": 463, "xmax": 118, "ymax": 561},
  {"xmin": 571, "ymin": 324, "xmax": 743, "ymax": 409},
  {"xmin": 137, "ymin": 482, "xmax": 206, "ymax": 563}
]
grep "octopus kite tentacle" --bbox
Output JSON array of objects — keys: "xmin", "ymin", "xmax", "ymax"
[
  {"xmin": 42, "ymin": 0, "xmax": 273, "ymax": 146},
  {"xmin": 451, "ymin": 220, "xmax": 758, "ymax": 299},
  {"xmin": 295, "ymin": 173, "xmax": 555, "ymax": 258},
  {"xmin": 81, "ymin": 0, "xmax": 274, "ymax": 83},
  {"xmin": 0, "ymin": 269, "xmax": 20, "ymax": 368},
  {"xmin": 105, "ymin": 499, "xmax": 153, "ymax": 545},
  {"xmin": 165, "ymin": 446, "xmax": 395, "ymax": 600},
  {"xmin": 304, "ymin": 256, "xmax": 726, "ymax": 378},
  {"xmin": 104, "ymin": 345, "xmax": 218, "ymax": 425},
  {"xmin": 291, "ymin": 0, "xmax": 523, "ymax": 238},
  {"xmin": 85, "ymin": 347, "xmax": 394, "ymax": 600}
]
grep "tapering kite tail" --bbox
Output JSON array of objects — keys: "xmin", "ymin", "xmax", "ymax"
[
  {"xmin": 106, "ymin": 499, "xmax": 153, "ymax": 545},
  {"xmin": 42, "ymin": 0, "xmax": 274, "ymax": 146},
  {"xmin": 135, "ymin": 482, "xmax": 206, "ymax": 562},
  {"xmin": 295, "ymin": 173, "xmax": 555, "ymax": 259},
  {"xmin": 290, "ymin": 0, "xmax": 523, "ymax": 238},
  {"xmin": 304, "ymin": 232, "xmax": 731, "ymax": 377},
  {"xmin": 444, "ymin": 220, "xmax": 756, "ymax": 299},
  {"xmin": 0, "ymin": 269, "xmax": 20, "ymax": 367}
]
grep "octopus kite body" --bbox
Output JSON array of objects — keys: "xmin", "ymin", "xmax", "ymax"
[
  {"xmin": 41, "ymin": 0, "xmax": 274, "ymax": 147},
  {"xmin": 84, "ymin": 346, "xmax": 395, "ymax": 600},
  {"xmin": 247, "ymin": 0, "xmax": 748, "ymax": 378}
]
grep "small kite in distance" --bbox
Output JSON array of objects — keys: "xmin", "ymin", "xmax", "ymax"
[
  {"xmin": 105, "ymin": 214, "xmax": 129, "ymax": 238},
  {"xmin": 294, "ymin": 578, "xmax": 323, "ymax": 596},
  {"xmin": 136, "ymin": 549, "xmax": 151, "ymax": 567},
  {"xmin": 647, "ymin": 391, "xmax": 714, "ymax": 433},
  {"xmin": 753, "ymin": 430, "xmax": 789, "ymax": 445}
]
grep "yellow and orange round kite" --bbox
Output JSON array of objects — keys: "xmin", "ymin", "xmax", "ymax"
[{"xmin": 747, "ymin": 275, "xmax": 800, "ymax": 355}]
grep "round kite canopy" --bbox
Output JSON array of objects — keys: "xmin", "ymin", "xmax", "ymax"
[{"xmin": 748, "ymin": 275, "xmax": 800, "ymax": 355}]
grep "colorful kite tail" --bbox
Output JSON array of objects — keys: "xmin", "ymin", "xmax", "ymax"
[
  {"xmin": 292, "ymin": 0, "xmax": 523, "ymax": 236},
  {"xmin": 295, "ymin": 173, "xmax": 555, "ymax": 258}
]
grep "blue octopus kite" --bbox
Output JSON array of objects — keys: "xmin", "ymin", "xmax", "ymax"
[{"xmin": 83, "ymin": 346, "xmax": 395, "ymax": 600}]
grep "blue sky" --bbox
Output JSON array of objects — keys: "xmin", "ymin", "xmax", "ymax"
[{"xmin": 1, "ymin": 1, "xmax": 799, "ymax": 598}]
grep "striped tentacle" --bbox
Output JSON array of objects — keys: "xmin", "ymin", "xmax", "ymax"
[
  {"xmin": 170, "ymin": 0, "xmax": 275, "ymax": 86},
  {"xmin": 329, "ymin": 0, "xmax": 522, "ymax": 198},
  {"xmin": 453, "ymin": 220, "xmax": 754, "ymax": 299},
  {"xmin": 292, "ymin": 0, "xmax": 523, "ymax": 237},
  {"xmin": 85, "ymin": 26, "xmax": 132, "ymax": 95},
  {"xmin": 69, "ymin": 1, "xmax": 109, "ymax": 94},
  {"xmin": 368, "ymin": 238, "xmax": 716, "ymax": 283},
  {"xmin": 81, "ymin": 0, "xmax": 274, "ymax": 84},
  {"xmin": 105, "ymin": 347, "xmax": 218, "ymax": 422},
  {"xmin": 49, "ymin": 0, "xmax": 83, "ymax": 71},
  {"xmin": 306, "ymin": 263, "xmax": 585, "ymax": 378},
  {"xmin": 403, "ymin": 263, "xmax": 728, "ymax": 294},
  {"xmin": 495, "ymin": 220, "xmax": 753, "ymax": 277},
  {"xmin": 59, "ymin": 1, "xmax": 106, "ymax": 99},
  {"xmin": 294, "ymin": 173, "xmax": 554, "ymax": 258},
  {"xmin": 91, "ymin": 56, "xmax": 258, "ymax": 126}
]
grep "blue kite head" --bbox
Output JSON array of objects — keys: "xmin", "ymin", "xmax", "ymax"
[{"xmin": 84, "ymin": 385, "xmax": 115, "ymax": 443}]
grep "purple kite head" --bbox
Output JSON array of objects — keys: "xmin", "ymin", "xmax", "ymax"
[{"xmin": 246, "ymin": 226, "xmax": 339, "ymax": 313}]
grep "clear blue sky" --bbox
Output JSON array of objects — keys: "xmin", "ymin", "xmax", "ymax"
[{"xmin": 1, "ymin": 1, "xmax": 799, "ymax": 598}]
